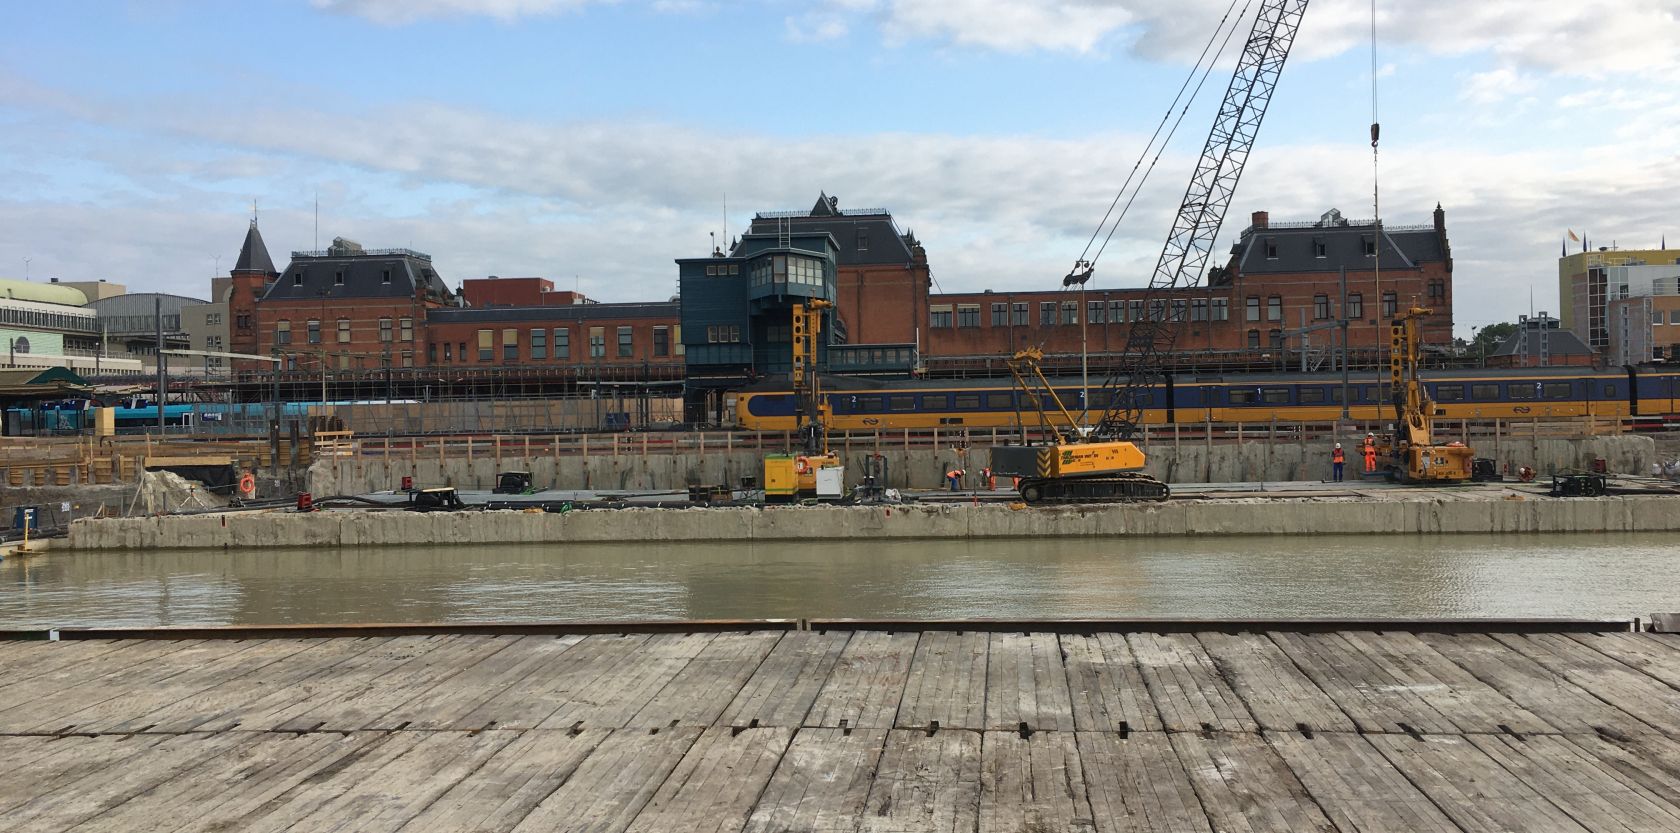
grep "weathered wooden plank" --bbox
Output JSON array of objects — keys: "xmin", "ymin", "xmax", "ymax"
[
  {"xmin": 896, "ymin": 630, "xmax": 987, "ymax": 730},
  {"xmin": 537, "ymin": 632, "xmax": 715, "ymax": 730},
  {"xmin": 1268, "ymin": 631, "xmax": 1457, "ymax": 735},
  {"xmin": 1062, "ymin": 633, "xmax": 1163, "ymax": 733},
  {"xmin": 626, "ymin": 631, "xmax": 781, "ymax": 729},
  {"xmin": 0, "ymin": 639, "xmax": 239, "ymax": 730},
  {"xmin": 509, "ymin": 727, "xmax": 703, "ymax": 833},
  {"xmin": 1268, "ymin": 733, "xmax": 1459, "ymax": 833},
  {"xmin": 375, "ymin": 634, "xmax": 585, "ymax": 730},
  {"xmin": 0, "ymin": 735, "xmax": 173, "ymax": 815},
  {"xmin": 1566, "ymin": 632, "xmax": 1680, "ymax": 691},
  {"xmin": 1076, "ymin": 731, "xmax": 1211, "ymax": 833},
  {"xmin": 396, "ymin": 728, "xmax": 606, "ymax": 833},
  {"xmin": 1367, "ymin": 733, "xmax": 1592, "ymax": 833},
  {"xmin": 1335, "ymin": 631, "xmax": 1551, "ymax": 735},
  {"xmin": 226, "ymin": 636, "xmax": 456, "ymax": 731},
  {"xmin": 1561, "ymin": 731, "xmax": 1680, "ymax": 815},
  {"xmin": 1418, "ymin": 632, "xmax": 1651, "ymax": 735},
  {"xmin": 5, "ymin": 731, "xmax": 254, "ymax": 833},
  {"xmin": 71, "ymin": 733, "xmax": 384, "ymax": 833},
  {"xmin": 459, "ymin": 633, "xmax": 651, "ymax": 730},
  {"xmin": 56, "ymin": 639, "xmax": 324, "ymax": 734},
  {"xmin": 245, "ymin": 730, "xmax": 518, "ymax": 833},
  {"xmin": 743, "ymin": 727, "xmax": 889, "ymax": 833},
  {"xmin": 985, "ymin": 632, "xmax": 1075, "ymax": 732},
  {"xmin": 1494, "ymin": 633, "xmax": 1680, "ymax": 734},
  {"xmin": 806, "ymin": 631, "xmax": 918, "ymax": 729},
  {"xmin": 134, "ymin": 637, "xmax": 391, "ymax": 732},
  {"xmin": 1128, "ymin": 633, "xmax": 1257, "ymax": 733},
  {"xmin": 980, "ymin": 731, "xmax": 1094, "ymax": 833},
  {"xmin": 1197, "ymin": 632, "xmax": 1354, "ymax": 734},
  {"xmin": 717, "ymin": 630, "xmax": 850, "ymax": 729},
  {"xmin": 269, "ymin": 635, "xmax": 509, "ymax": 732},
  {"xmin": 624, "ymin": 726, "xmax": 792, "ymax": 833},
  {"xmin": 859, "ymin": 728, "xmax": 982, "ymax": 833},
  {"xmin": 0, "ymin": 640, "xmax": 195, "ymax": 706},
  {"xmin": 1170, "ymin": 731, "xmax": 1335, "ymax": 833},
  {"xmin": 1469, "ymin": 733, "xmax": 1680, "ymax": 832}
]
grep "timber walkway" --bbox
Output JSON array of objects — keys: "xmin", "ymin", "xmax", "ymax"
[{"xmin": 2, "ymin": 622, "xmax": 1679, "ymax": 831}]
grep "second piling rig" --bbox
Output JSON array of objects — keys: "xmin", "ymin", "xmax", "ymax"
[
  {"xmin": 989, "ymin": 0, "xmax": 1310, "ymax": 505},
  {"xmin": 1388, "ymin": 306, "xmax": 1474, "ymax": 483}
]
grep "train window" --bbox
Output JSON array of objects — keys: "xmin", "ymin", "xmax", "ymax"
[
  {"xmin": 1299, "ymin": 388, "xmax": 1325, "ymax": 404},
  {"xmin": 954, "ymin": 394, "xmax": 981, "ymax": 410},
  {"xmin": 1261, "ymin": 387, "xmax": 1290, "ymax": 404},
  {"xmin": 1089, "ymin": 390, "xmax": 1112, "ymax": 408},
  {"xmin": 1542, "ymin": 382, "xmax": 1572, "ymax": 399},
  {"xmin": 1508, "ymin": 384, "xmax": 1535, "ymax": 400},
  {"xmin": 987, "ymin": 392, "xmax": 1016, "ymax": 409},
  {"xmin": 1229, "ymin": 388, "xmax": 1255, "ymax": 405},
  {"xmin": 889, "ymin": 396, "xmax": 917, "ymax": 411},
  {"xmin": 924, "ymin": 394, "xmax": 953, "ymax": 410},
  {"xmin": 1471, "ymin": 383, "xmax": 1499, "ymax": 400},
  {"xmin": 858, "ymin": 396, "xmax": 884, "ymax": 413},
  {"xmin": 1435, "ymin": 384, "xmax": 1464, "ymax": 401}
]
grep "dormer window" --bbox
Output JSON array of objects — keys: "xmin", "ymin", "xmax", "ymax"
[
  {"xmin": 381, "ymin": 269, "xmax": 392, "ymax": 285},
  {"xmin": 1313, "ymin": 239, "xmax": 1327, "ymax": 258},
  {"xmin": 334, "ymin": 271, "xmax": 344, "ymax": 285},
  {"xmin": 292, "ymin": 271, "xmax": 303, "ymax": 286},
  {"xmin": 1362, "ymin": 236, "xmax": 1377, "ymax": 257},
  {"xmin": 1264, "ymin": 239, "xmax": 1277, "ymax": 259}
]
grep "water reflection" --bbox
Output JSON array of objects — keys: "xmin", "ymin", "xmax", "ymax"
[{"xmin": 2, "ymin": 533, "xmax": 1677, "ymax": 628}]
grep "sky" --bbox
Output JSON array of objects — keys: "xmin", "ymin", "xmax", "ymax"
[{"xmin": 1, "ymin": 0, "xmax": 1676, "ymax": 337}]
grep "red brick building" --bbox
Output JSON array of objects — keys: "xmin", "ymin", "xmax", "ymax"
[
  {"xmin": 461, "ymin": 276, "xmax": 596, "ymax": 309},
  {"xmin": 923, "ymin": 206, "xmax": 1455, "ymax": 368},
  {"xmin": 425, "ymin": 303, "xmax": 679, "ymax": 368}
]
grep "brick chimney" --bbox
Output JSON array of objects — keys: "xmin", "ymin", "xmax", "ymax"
[{"xmin": 1251, "ymin": 210, "xmax": 1269, "ymax": 229}]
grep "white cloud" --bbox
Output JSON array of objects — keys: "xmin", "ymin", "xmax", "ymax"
[{"xmin": 1460, "ymin": 67, "xmax": 1538, "ymax": 105}]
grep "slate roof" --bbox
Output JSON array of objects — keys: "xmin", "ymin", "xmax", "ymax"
[
  {"xmin": 233, "ymin": 220, "xmax": 277, "ymax": 275},
  {"xmin": 1490, "ymin": 326, "xmax": 1595, "ymax": 358},
  {"xmin": 1233, "ymin": 215, "xmax": 1447, "ymax": 275},
  {"xmin": 263, "ymin": 248, "xmax": 453, "ymax": 303},
  {"xmin": 428, "ymin": 302, "xmax": 678, "ymax": 325},
  {"xmin": 745, "ymin": 192, "xmax": 918, "ymax": 266}
]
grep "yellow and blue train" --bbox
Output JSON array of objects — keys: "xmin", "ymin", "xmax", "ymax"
[{"xmin": 736, "ymin": 366, "xmax": 1680, "ymax": 431}]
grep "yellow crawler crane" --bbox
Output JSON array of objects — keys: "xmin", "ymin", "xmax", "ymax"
[
  {"xmin": 763, "ymin": 300, "xmax": 840, "ymax": 502},
  {"xmin": 989, "ymin": 347, "xmax": 1166, "ymax": 504},
  {"xmin": 1387, "ymin": 306, "xmax": 1474, "ymax": 483}
]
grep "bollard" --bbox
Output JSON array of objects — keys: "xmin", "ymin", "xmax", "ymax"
[{"xmin": 297, "ymin": 492, "xmax": 315, "ymax": 513}]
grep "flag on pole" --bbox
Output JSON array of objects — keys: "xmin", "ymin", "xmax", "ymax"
[{"xmin": 1567, "ymin": 229, "xmax": 1580, "ymax": 242}]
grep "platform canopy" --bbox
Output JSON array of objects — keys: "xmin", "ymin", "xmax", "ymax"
[{"xmin": 0, "ymin": 366, "xmax": 92, "ymax": 401}]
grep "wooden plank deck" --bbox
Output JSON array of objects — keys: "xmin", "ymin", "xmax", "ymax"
[{"xmin": 3, "ymin": 627, "xmax": 1680, "ymax": 832}]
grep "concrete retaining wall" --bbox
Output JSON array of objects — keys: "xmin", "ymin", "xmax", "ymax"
[
  {"xmin": 67, "ymin": 493, "xmax": 1680, "ymax": 550},
  {"xmin": 305, "ymin": 435, "xmax": 1658, "ymax": 495}
]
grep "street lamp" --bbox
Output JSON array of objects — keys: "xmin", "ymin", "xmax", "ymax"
[{"xmin": 23, "ymin": 257, "xmax": 31, "ymax": 281}]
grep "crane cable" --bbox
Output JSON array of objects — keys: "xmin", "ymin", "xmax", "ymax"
[
  {"xmin": 1073, "ymin": 0, "xmax": 1255, "ymax": 274},
  {"xmin": 1370, "ymin": 0, "xmax": 1384, "ymax": 403}
]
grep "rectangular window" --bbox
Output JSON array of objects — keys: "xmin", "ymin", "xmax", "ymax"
[
  {"xmin": 1011, "ymin": 303, "xmax": 1028, "ymax": 326},
  {"xmin": 292, "ymin": 272, "xmax": 302, "ymax": 286},
  {"xmin": 1261, "ymin": 387, "xmax": 1291, "ymax": 404},
  {"xmin": 554, "ymin": 328, "xmax": 569, "ymax": 359},
  {"xmin": 1171, "ymin": 299, "xmax": 1187, "ymax": 322},
  {"xmin": 1313, "ymin": 239, "xmax": 1327, "ymax": 258},
  {"xmin": 1542, "ymin": 382, "xmax": 1572, "ymax": 399},
  {"xmin": 1382, "ymin": 291, "xmax": 1398, "ymax": 317},
  {"xmin": 339, "ymin": 353, "xmax": 351, "ymax": 369},
  {"xmin": 889, "ymin": 395, "xmax": 916, "ymax": 411},
  {"xmin": 334, "ymin": 271, "xmax": 344, "ymax": 286},
  {"xmin": 1363, "ymin": 236, "xmax": 1377, "ymax": 257},
  {"xmin": 1264, "ymin": 238, "xmax": 1278, "ymax": 259},
  {"xmin": 531, "ymin": 328, "xmax": 547, "ymax": 360},
  {"xmin": 1508, "ymin": 383, "xmax": 1535, "ymax": 400},
  {"xmin": 589, "ymin": 327, "xmax": 605, "ymax": 358},
  {"xmin": 275, "ymin": 320, "xmax": 291, "ymax": 345},
  {"xmin": 1267, "ymin": 296, "xmax": 1282, "ymax": 322},
  {"xmin": 1230, "ymin": 388, "xmax": 1255, "ymax": 404},
  {"xmin": 477, "ymin": 329, "xmax": 493, "ymax": 361},
  {"xmin": 1313, "ymin": 294, "xmax": 1330, "ymax": 320},
  {"xmin": 856, "ymin": 228, "xmax": 869, "ymax": 251},
  {"xmin": 1470, "ymin": 383, "xmax": 1499, "ymax": 400},
  {"xmin": 1435, "ymin": 384, "xmax": 1465, "ymax": 402},
  {"xmin": 1246, "ymin": 329, "xmax": 1259, "ymax": 349},
  {"xmin": 379, "ymin": 318, "xmax": 393, "ymax": 342},
  {"xmin": 306, "ymin": 319, "xmax": 321, "ymax": 344},
  {"xmin": 930, "ymin": 305, "xmax": 953, "ymax": 328},
  {"xmin": 207, "ymin": 313, "xmax": 221, "ymax": 325},
  {"xmin": 952, "ymin": 394, "xmax": 981, "ymax": 410},
  {"xmin": 986, "ymin": 392, "xmax": 1015, "ymax": 409},
  {"xmin": 1061, "ymin": 301, "xmax": 1078, "ymax": 325},
  {"xmin": 400, "ymin": 317, "xmax": 413, "ymax": 342},
  {"xmin": 1211, "ymin": 298, "xmax": 1229, "ymax": 321},
  {"xmin": 502, "ymin": 328, "xmax": 519, "ymax": 361},
  {"xmin": 381, "ymin": 269, "xmax": 392, "ymax": 285},
  {"xmin": 1348, "ymin": 293, "xmax": 1364, "ymax": 319},
  {"xmin": 337, "ymin": 318, "xmax": 350, "ymax": 343},
  {"xmin": 617, "ymin": 326, "xmax": 633, "ymax": 357},
  {"xmin": 957, "ymin": 305, "xmax": 980, "ymax": 328},
  {"xmin": 1191, "ymin": 298, "xmax": 1208, "ymax": 322},
  {"xmin": 1148, "ymin": 299, "xmax": 1166, "ymax": 321},
  {"xmin": 1428, "ymin": 280, "xmax": 1446, "ymax": 300},
  {"xmin": 1269, "ymin": 329, "xmax": 1284, "ymax": 348},
  {"xmin": 1299, "ymin": 388, "xmax": 1326, "ymax": 404},
  {"xmin": 991, "ymin": 303, "xmax": 1008, "ymax": 327},
  {"xmin": 1110, "ymin": 299, "xmax": 1126, "ymax": 323},
  {"xmin": 1246, "ymin": 296, "xmax": 1261, "ymax": 322},
  {"xmin": 1087, "ymin": 301, "xmax": 1106, "ymax": 324},
  {"xmin": 653, "ymin": 326, "xmax": 669, "ymax": 357},
  {"xmin": 443, "ymin": 343, "xmax": 452, "ymax": 362},
  {"xmin": 1040, "ymin": 302, "xmax": 1056, "ymax": 327},
  {"xmin": 401, "ymin": 351, "xmax": 413, "ymax": 368},
  {"xmin": 1130, "ymin": 300, "xmax": 1145, "ymax": 322}
]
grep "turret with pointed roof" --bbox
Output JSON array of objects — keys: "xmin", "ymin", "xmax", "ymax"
[{"xmin": 233, "ymin": 219, "xmax": 278, "ymax": 277}]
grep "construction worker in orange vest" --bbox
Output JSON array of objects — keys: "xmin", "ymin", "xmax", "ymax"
[
  {"xmin": 1331, "ymin": 443, "xmax": 1345, "ymax": 482},
  {"xmin": 946, "ymin": 468, "xmax": 965, "ymax": 491},
  {"xmin": 982, "ymin": 467, "xmax": 996, "ymax": 491},
  {"xmin": 1362, "ymin": 432, "xmax": 1378, "ymax": 473}
]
